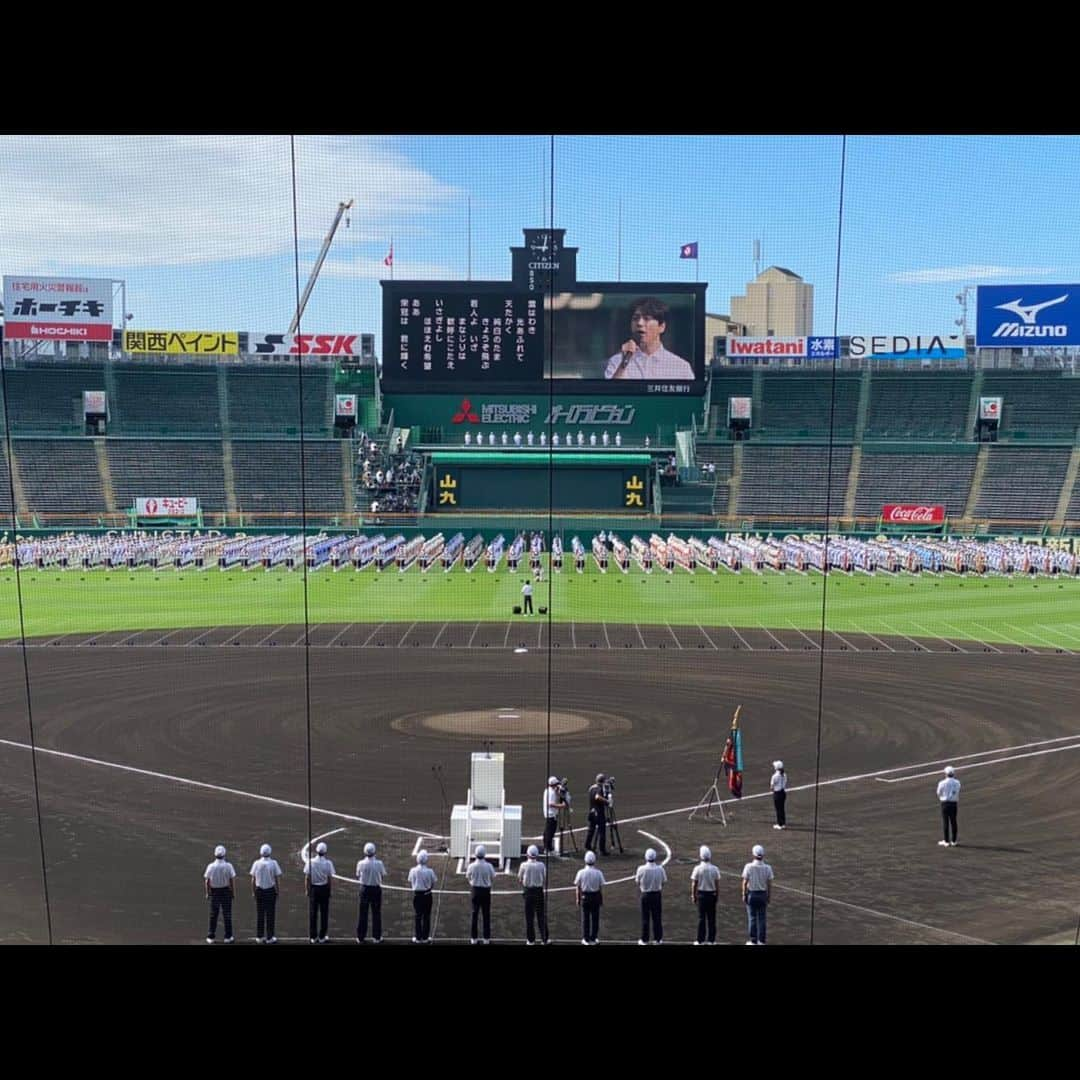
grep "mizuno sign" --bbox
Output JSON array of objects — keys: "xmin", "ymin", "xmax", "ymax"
[{"xmin": 976, "ymin": 285, "xmax": 1080, "ymax": 347}]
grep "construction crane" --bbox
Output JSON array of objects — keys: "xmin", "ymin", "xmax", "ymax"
[{"xmin": 288, "ymin": 199, "xmax": 354, "ymax": 335}]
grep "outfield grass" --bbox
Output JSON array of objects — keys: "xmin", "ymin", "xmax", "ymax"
[{"xmin": 3, "ymin": 563, "xmax": 1080, "ymax": 647}]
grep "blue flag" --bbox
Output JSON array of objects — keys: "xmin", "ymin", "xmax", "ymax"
[{"xmin": 680, "ymin": 242, "xmax": 698, "ymax": 259}]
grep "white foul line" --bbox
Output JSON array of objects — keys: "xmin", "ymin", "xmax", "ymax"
[{"xmin": 875, "ymin": 741, "xmax": 1080, "ymax": 783}]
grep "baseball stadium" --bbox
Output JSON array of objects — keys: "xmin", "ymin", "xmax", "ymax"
[{"xmin": 3, "ymin": 134, "xmax": 1080, "ymax": 946}]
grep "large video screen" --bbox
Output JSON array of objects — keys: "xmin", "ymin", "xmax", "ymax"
[{"xmin": 382, "ymin": 283, "xmax": 703, "ymax": 395}]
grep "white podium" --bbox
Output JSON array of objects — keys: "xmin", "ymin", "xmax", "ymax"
[{"xmin": 449, "ymin": 752, "xmax": 522, "ymax": 868}]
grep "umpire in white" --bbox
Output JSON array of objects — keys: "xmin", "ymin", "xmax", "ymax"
[
  {"xmin": 937, "ymin": 765, "xmax": 961, "ymax": 846},
  {"xmin": 518, "ymin": 844, "xmax": 548, "ymax": 944},
  {"xmin": 574, "ymin": 850, "xmax": 605, "ymax": 944},
  {"xmin": 250, "ymin": 843, "xmax": 282, "ymax": 944},
  {"xmin": 355, "ymin": 841, "xmax": 386, "ymax": 943},
  {"xmin": 466, "ymin": 844, "xmax": 495, "ymax": 944},
  {"xmin": 408, "ymin": 850, "xmax": 437, "ymax": 943},
  {"xmin": 204, "ymin": 844, "xmax": 236, "ymax": 943},
  {"xmin": 305, "ymin": 840, "xmax": 335, "ymax": 943},
  {"xmin": 690, "ymin": 845, "xmax": 721, "ymax": 944},
  {"xmin": 635, "ymin": 847, "xmax": 667, "ymax": 944}
]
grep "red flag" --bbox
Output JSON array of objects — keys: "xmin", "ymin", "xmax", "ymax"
[{"xmin": 383, "ymin": 243, "xmax": 393, "ymax": 267}]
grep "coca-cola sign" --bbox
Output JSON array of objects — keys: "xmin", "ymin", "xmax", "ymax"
[{"xmin": 882, "ymin": 504, "xmax": 945, "ymax": 523}]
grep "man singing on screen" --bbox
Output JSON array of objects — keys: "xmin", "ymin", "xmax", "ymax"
[{"xmin": 604, "ymin": 297, "xmax": 694, "ymax": 381}]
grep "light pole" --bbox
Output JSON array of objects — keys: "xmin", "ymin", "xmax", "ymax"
[{"xmin": 954, "ymin": 285, "xmax": 977, "ymax": 342}]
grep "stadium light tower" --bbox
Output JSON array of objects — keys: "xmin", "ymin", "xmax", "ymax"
[{"xmin": 955, "ymin": 285, "xmax": 977, "ymax": 341}]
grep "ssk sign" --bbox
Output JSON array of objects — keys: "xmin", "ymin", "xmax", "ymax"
[
  {"xmin": 248, "ymin": 333, "xmax": 365, "ymax": 356},
  {"xmin": 882, "ymin": 504, "xmax": 945, "ymax": 524}
]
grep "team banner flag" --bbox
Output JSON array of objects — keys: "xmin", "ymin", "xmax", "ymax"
[
  {"xmin": 680, "ymin": 242, "xmax": 698, "ymax": 259},
  {"xmin": 723, "ymin": 705, "xmax": 744, "ymax": 798}
]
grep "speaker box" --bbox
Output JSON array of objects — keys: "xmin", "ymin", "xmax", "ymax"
[
  {"xmin": 512, "ymin": 605, "xmax": 522, "ymax": 615},
  {"xmin": 538, "ymin": 606, "xmax": 548, "ymax": 615}
]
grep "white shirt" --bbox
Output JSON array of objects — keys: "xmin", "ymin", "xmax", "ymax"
[
  {"xmin": 522, "ymin": 582, "xmax": 533, "ymax": 597},
  {"xmin": 742, "ymin": 859, "xmax": 774, "ymax": 892},
  {"xmin": 513, "ymin": 432, "xmax": 522, "ymax": 446},
  {"xmin": 937, "ymin": 777, "xmax": 961, "ymax": 802},
  {"xmin": 574, "ymin": 866, "xmax": 605, "ymax": 893},
  {"xmin": 305, "ymin": 855, "xmax": 335, "ymax": 886},
  {"xmin": 356, "ymin": 856, "xmax": 387, "ymax": 886},
  {"xmin": 205, "ymin": 859, "xmax": 236, "ymax": 888},
  {"xmin": 635, "ymin": 864, "xmax": 667, "ymax": 893},
  {"xmin": 409, "ymin": 865, "xmax": 437, "ymax": 891},
  {"xmin": 249, "ymin": 857, "xmax": 282, "ymax": 890},
  {"xmin": 543, "ymin": 786, "xmax": 560, "ymax": 818},
  {"xmin": 466, "ymin": 859, "xmax": 495, "ymax": 888},
  {"xmin": 519, "ymin": 860, "xmax": 546, "ymax": 888},
  {"xmin": 771, "ymin": 769, "xmax": 788, "ymax": 792},
  {"xmin": 604, "ymin": 344, "xmax": 694, "ymax": 380},
  {"xmin": 691, "ymin": 862, "xmax": 721, "ymax": 892}
]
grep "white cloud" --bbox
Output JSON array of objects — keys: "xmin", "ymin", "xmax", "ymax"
[
  {"xmin": 0, "ymin": 135, "xmax": 458, "ymax": 272},
  {"xmin": 888, "ymin": 264, "xmax": 1061, "ymax": 285}
]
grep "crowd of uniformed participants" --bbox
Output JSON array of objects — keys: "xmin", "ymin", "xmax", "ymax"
[
  {"xmin": 5, "ymin": 531, "xmax": 1076, "ymax": 576},
  {"xmin": 201, "ymin": 836, "xmax": 786, "ymax": 946}
]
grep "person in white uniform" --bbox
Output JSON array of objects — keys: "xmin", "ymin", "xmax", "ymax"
[
  {"xmin": 205, "ymin": 844, "xmax": 236, "ymax": 944},
  {"xmin": 771, "ymin": 760, "xmax": 788, "ymax": 829},
  {"xmin": 690, "ymin": 845, "xmax": 721, "ymax": 945},
  {"xmin": 937, "ymin": 765, "xmax": 961, "ymax": 846},
  {"xmin": 250, "ymin": 843, "xmax": 282, "ymax": 944},
  {"xmin": 355, "ymin": 841, "xmax": 387, "ymax": 943}
]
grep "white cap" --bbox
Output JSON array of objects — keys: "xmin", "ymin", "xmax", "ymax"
[
  {"xmin": 475, "ymin": 845, "xmax": 486, "ymax": 859},
  {"xmin": 260, "ymin": 844, "xmax": 272, "ymax": 857},
  {"xmin": 214, "ymin": 845, "xmax": 226, "ymax": 858},
  {"xmin": 645, "ymin": 848, "xmax": 657, "ymax": 862},
  {"xmin": 417, "ymin": 850, "xmax": 428, "ymax": 864},
  {"xmin": 752, "ymin": 844, "xmax": 765, "ymax": 858},
  {"xmin": 773, "ymin": 760, "xmax": 784, "ymax": 770},
  {"xmin": 364, "ymin": 842, "xmax": 376, "ymax": 856},
  {"xmin": 548, "ymin": 776, "xmax": 558, "ymax": 785},
  {"xmin": 584, "ymin": 851, "xmax": 596, "ymax": 865},
  {"xmin": 944, "ymin": 765, "xmax": 955, "ymax": 776},
  {"xmin": 527, "ymin": 844, "xmax": 539, "ymax": 858},
  {"xmin": 316, "ymin": 842, "xmax": 327, "ymax": 854},
  {"xmin": 699, "ymin": 845, "xmax": 712, "ymax": 861}
]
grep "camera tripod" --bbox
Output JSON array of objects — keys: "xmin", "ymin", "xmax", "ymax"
[
  {"xmin": 602, "ymin": 795, "xmax": 625, "ymax": 855},
  {"xmin": 689, "ymin": 765, "xmax": 728, "ymax": 825},
  {"xmin": 557, "ymin": 803, "xmax": 578, "ymax": 855}
]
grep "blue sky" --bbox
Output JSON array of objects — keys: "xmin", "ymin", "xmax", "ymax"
[{"xmin": 2, "ymin": 134, "xmax": 1079, "ymax": 340}]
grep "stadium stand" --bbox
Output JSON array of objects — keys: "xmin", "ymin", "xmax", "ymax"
[
  {"xmin": 15, "ymin": 438, "xmax": 105, "ymax": 524},
  {"xmin": 756, "ymin": 374, "xmax": 861, "ymax": 439},
  {"xmin": 0, "ymin": 366, "xmax": 106, "ymax": 435},
  {"xmin": 232, "ymin": 439, "xmax": 345, "ymax": 518},
  {"xmin": 111, "ymin": 368, "xmax": 221, "ymax": 435},
  {"xmin": 108, "ymin": 439, "xmax": 228, "ymax": 514},
  {"xmin": 974, "ymin": 447, "xmax": 1072, "ymax": 522},
  {"xmin": 981, "ymin": 372, "xmax": 1080, "ymax": 441},
  {"xmin": 853, "ymin": 448, "xmax": 979, "ymax": 520},
  {"xmin": 226, "ymin": 367, "xmax": 333, "ymax": 435},
  {"xmin": 864, "ymin": 373, "xmax": 972, "ymax": 440},
  {"xmin": 736, "ymin": 445, "xmax": 852, "ymax": 520}
]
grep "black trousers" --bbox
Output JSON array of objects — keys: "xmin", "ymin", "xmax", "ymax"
[
  {"xmin": 254, "ymin": 887, "xmax": 277, "ymax": 940},
  {"xmin": 208, "ymin": 887, "xmax": 233, "ymax": 939},
  {"xmin": 941, "ymin": 801, "xmax": 958, "ymax": 843},
  {"xmin": 309, "ymin": 884, "xmax": 331, "ymax": 940},
  {"xmin": 580, "ymin": 893, "xmax": 601, "ymax": 942},
  {"xmin": 523, "ymin": 886, "xmax": 547, "ymax": 943},
  {"xmin": 523, "ymin": 595, "xmax": 533, "ymax": 614},
  {"xmin": 586, "ymin": 814, "xmax": 608, "ymax": 855},
  {"xmin": 413, "ymin": 890, "xmax": 433, "ymax": 941},
  {"xmin": 357, "ymin": 884, "xmax": 382, "ymax": 940},
  {"xmin": 696, "ymin": 892, "xmax": 717, "ymax": 943},
  {"xmin": 640, "ymin": 891, "xmax": 663, "ymax": 943},
  {"xmin": 471, "ymin": 886, "xmax": 492, "ymax": 940},
  {"xmin": 774, "ymin": 789, "xmax": 787, "ymax": 827},
  {"xmin": 543, "ymin": 816, "xmax": 558, "ymax": 853}
]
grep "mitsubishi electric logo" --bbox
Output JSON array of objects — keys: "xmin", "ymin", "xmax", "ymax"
[{"xmin": 992, "ymin": 293, "xmax": 1069, "ymax": 338}]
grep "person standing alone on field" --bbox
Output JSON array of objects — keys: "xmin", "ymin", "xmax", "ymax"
[
  {"xmin": 521, "ymin": 579, "xmax": 534, "ymax": 615},
  {"xmin": 771, "ymin": 760, "xmax": 787, "ymax": 829},
  {"xmin": 937, "ymin": 765, "xmax": 960, "ymax": 846}
]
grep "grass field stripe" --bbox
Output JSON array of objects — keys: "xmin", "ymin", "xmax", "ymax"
[
  {"xmin": 1036, "ymin": 623, "xmax": 1080, "ymax": 645},
  {"xmin": 974, "ymin": 622, "xmax": 1037, "ymax": 652},
  {"xmin": 1007, "ymin": 623, "xmax": 1071, "ymax": 653},
  {"xmin": 852, "ymin": 625, "xmax": 895, "ymax": 651},
  {"xmin": 759, "ymin": 625, "xmax": 789, "ymax": 650},
  {"xmin": 785, "ymin": 622, "xmax": 819, "ymax": 648},
  {"xmin": 876, "ymin": 742, "xmax": 1080, "ymax": 782},
  {"xmin": 911, "ymin": 622, "xmax": 968, "ymax": 653},
  {"xmin": 323, "ymin": 622, "xmax": 353, "ymax": 648},
  {"xmin": 943, "ymin": 622, "xmax": 1001, "ymax": 652},
  {"xmin": 698, "ymin": 624, "xmax": 719, "ymax": 650},
  {"xmin": 666, "ymin": 624, "xmax": 683, "ymax": 649},
  {"xmin": 729, "ymin": 625, "xmax": 753, "ymax": 650},
  {"xmin": 360, "ymin": 622, "xmax": 385, "ymax": 647},
  {"xmin": 0, "ymin": 738, "xmax": 426, "ymax": 835}
]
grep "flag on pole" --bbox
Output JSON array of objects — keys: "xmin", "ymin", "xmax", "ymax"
[
  {"xmin": 722, "ymin": 706, "xmax": 743, "ymax": 798},
  {"xmin": 680, "ymin": 242, "xmax": 699, "ymax": 259},
  {"xmin": 383, "ymin": 242, "xmax": 394, "ymax": 267}
]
